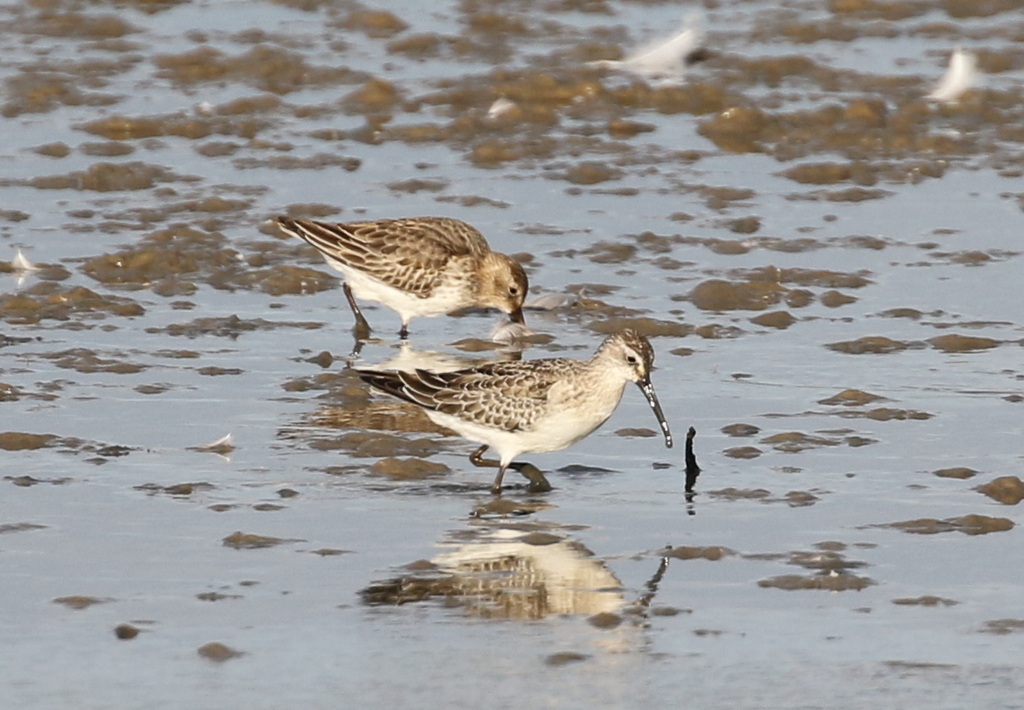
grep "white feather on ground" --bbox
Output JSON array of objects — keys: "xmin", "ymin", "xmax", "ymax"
[
  {"xmin": 589, "ymin": 12, "xmax": 704, "ymax": 86},
  {"xmin": 926, "ymin": 47, "xmax": 978, "ymax": 103},
  {"xmin": 486, "ymin": 97, "xmax": 517, "ymax": 120},
  {"xmin": 188, "ymin": 433, "xmax": 235, "ymax": 456},
  {"xmin": 11, "ymin": 250, "xmax": 37, "ymax": 272}
]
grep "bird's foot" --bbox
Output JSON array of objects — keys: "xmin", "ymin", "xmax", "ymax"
[{"xmin": 510, "ymin": 462, "xmax": 552, "ymax": 493}]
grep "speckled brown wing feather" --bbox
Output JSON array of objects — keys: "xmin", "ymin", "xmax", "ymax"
[
  {"xmin": 359, "ymin": 359, "xmax": 580, "ymax": 433},
  {"xmin": 277, "ymin": 216, "xmax": 489, "ymax": 297}
]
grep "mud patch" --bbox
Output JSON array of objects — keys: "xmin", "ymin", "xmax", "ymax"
[
  {"xmin": 0, "ymin": 284, "xmax": 143, "ymax": 324},
  {"xmin": 893, "ymin": 596, "xmax": 959, "ymax": 607},
  {"xmin": 155, "ymin": 45, "xmax": 365, "ymax": 94},
  {"xmin": 0, "ymin": 432, "xmax": 58, "ymax": 451},
  {"xmin": 5, "ymin": 475, "xmax": 71, "ymax": 487},
  {"xmin": 83, "ymin": 226, "xmax": 339, "ymax": 296},
  {"xmin": 148, "ymin": 315, "xmax": 323, "ymax": 338},
  {"xmin": 135, "ymin": 482, "xmax": 216, "ymax": 496},
  {"xmin": 0, "ymin": 522, "xmax": 47, "ymax": 534},
  {"xmin": 587, "ymin": 316, "xmax": 690, "ymax": 338},
  {"xmin": 826, "ymin": 336, "xmax": 912, "ymax": 354},
  {"xmin": 310, "ymin": 548, "xmax": 352, "ymax": 556},
  {"xmin": 978, "ymin": 619, "xmax": 1024, "ymax": 635},
  {"xmin": 721, "ymin": 423, "xmax": 760, "ymax": 437},
  {"xmin": 707, "ymin": 487, "xmax": 822, "ymax": 506},
  {"xmin": 38, "ymin": 349, "xmax": 147, "ymax": 374},
  {"xmin": 53, "ymin": 596, "xmax": 111, "ymax": 610},
  {"xmin": 369, "ymin": 456, "xmax": 451, "ymax": 480},
  {"xmin": 760, "ymin": 431, "xmax": 846, "ymax": 452},
  {"xmin": 932, "ymin": 467, "xmax": 977, "ymax": 480},
  {"xmin": 819, "ymin": 389, "xmax": 888, "ymax": 406},
  {"xmin": 310, "ymin": 431, "xmax": 448, "ymax": 458},
  {"xmin": 928, "ymin": 334, "xmax": 1001, "ymax": 353},
  {"xmin": 197, "ymin": 642, "xmax": 245, "ymax": 662},
  {"xmin": 545, "ymin": 652, "xmax": 589, "ymax": 666},
  {"xmin": 723, "ymin": 446, "xmax": 762, "ymax": 459},
  {"xmin": 750, "ymin": 310, "xmax": 795, "ymax": 329},
  {"xmin": 665, "ymin": 546, "xmax": 733, "ymax": 561},
  {"xmin": 875, "ymin": 515, "xmax": 1014, "ymax": 535},
  {"xmin": 835, "ymin": 408, "xmax": 932, "ymax": 422},
  {"xmin": 975, "ymin": 476, "xmax": 1024, "ymax": 505},
  {"xmin": 114, "ymin": 623, "xmax": 140, "ymax": 640},
  {"xmin": 615, "ymin": 427, "xmax": 656, "ymax": 439},
  {"xmin": 16, "ymin": 162, "xmax": 195, "ymax": 192},
  {"xmin": 222, "ymin": 531, "xmax": 303, "ymax": 549},
  {"xmin": 758, "ymin": 573, "xmax": 874, "ymax": 592}
]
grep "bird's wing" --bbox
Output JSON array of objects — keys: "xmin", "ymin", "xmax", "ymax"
[
  {"xmin": 358, "ymin": 360, "xmax": 574, "ymax": 433},
  {"xmin": 277, "ymin": 217, "xmax": 488, "ymax": 297}
]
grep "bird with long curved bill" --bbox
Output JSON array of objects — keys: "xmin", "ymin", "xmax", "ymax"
[{"xmin": 358, "ymin": 329, "xmax": 672, "ymax": 494}]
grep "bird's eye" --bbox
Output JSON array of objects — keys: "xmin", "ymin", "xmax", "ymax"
[
  {"xmin": 626, "ymin": 355, "xmax": 638, "ymax": 365},
  {"xmin": 509, "ymin": 286, "xmax": 519, "ymax": 296}
]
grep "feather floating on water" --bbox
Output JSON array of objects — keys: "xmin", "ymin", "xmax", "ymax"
[
  {"xmin": 589, "ymin": 12, "xmax": 705, "ymax": 86},
  {"xmin": 927, "ymin": 47, "xmax": 978, "ymax": 103}
]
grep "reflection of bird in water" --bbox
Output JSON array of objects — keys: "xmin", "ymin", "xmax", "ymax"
[
  {"xmin": 275, "ymin": 216, "xmax": 529, "ymax": 339},
  {"xmin": 361, "ymin": 528, "xmax": 624, "ymax": 620},
  {"xmin": 363, "ymin": 340, "xmax": 521, "ymax": 375},
  {"xmin": 358, "ymin": 330, "xmax": 673, "ymax": 494}
]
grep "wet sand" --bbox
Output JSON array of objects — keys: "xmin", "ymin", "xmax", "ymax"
[{"xmin": 2, "ymin": 0, "xmax": 1023, "ymax": 707}]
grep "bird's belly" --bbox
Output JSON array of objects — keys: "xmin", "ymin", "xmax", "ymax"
[
  {"xmin": 339, "ymin": 266, "xmax": 463, "ymax": 320},
  {"xmin": 428, "ymin": 407, "xmax": 609, "ymax": 460},
  {"xmin": 527, "ymin": 409, "xmax": 610, "ymax": 452}
]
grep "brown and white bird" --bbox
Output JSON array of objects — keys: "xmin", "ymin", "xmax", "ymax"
[
  {"xmin": 276, "ymin": 216, "xmax": 528, "ymax": 339},
  {"xmin": 358, "ymin": 330, "xmax": 673, "ymax": 494}
]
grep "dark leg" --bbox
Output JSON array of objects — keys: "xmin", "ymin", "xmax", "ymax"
[
  {"xmin": 343, "ymin": 283, "xmax": 371, "ymax": 340},
  {"xmin": 398, "ymin": 323, "xmax": 409, "ymax": 339},
  {"xmin": 511, "ymin": 463, "xmax": 552, "ymax": 493},
  {"xmin": 468, "ymin": 446, "xmax": 505, "ymax": 493},
  {"xmin": 469, "ymin": 445, "xmax": 493, "ymax": 468},
  {"xmin": 491, "ymin": 466, "xmax": 508, "ymax": 495},
  {"xmin": 468, "ymin": 445, "xmax": 551, "ymax": 494}
]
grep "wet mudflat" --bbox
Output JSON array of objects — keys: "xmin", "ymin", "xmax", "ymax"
[{"xmin": 2, "ymin": 0, "xmax": 1024, "ymax": 708}]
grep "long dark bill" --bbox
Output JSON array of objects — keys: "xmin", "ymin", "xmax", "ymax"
[
  {"xmin": 637, "ymin": 375, "xmax": 673, "ymax": 449},
  {"xmin": 509, "ymin": 307, "xmax": 526, "ymax": 325}
]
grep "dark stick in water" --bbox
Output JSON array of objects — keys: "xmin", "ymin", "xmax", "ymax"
[{"xmin": 684, "ymin": 426, "xmax": 701, "ymax": 493}]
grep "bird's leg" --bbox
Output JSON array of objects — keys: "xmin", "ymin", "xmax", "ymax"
[
  {"xmin": 491, "ymin": 465, "xmax": 508, "ymax": 496},
  {"xmin": 469, "ymin": 446, "xmax": 551, "ymax": 494},
  {"xmin": 398, "ymin": 323, "xmax": 409, "ymax": 340},
  {"xmin": 343, "ymin": 283, "xmax": 372, "ymax": 341},
  {"xmin": 468, "ymin": 446, "xmax": 506, "ymax": 495},
  {"xmin": 509, "ymin": 462, "xmax": 552, "ymax": 493},
  {"xmin": 469, "ymin": 445, "xmax": 495, "ymax": 468}
]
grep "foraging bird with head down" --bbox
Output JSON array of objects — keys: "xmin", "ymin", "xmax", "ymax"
[
  {"xmin": 276, "ymin": 215, "xmax": 528, "ymax": 339},
  {"xmin": 358, "ymin": 329, "xmax": 673, "ymax": 494}
]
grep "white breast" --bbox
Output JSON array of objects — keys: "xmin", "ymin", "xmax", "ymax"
[
  {"xmin": 424, "ymin": 379, "xmax": 627, "ymax": 468},
  {"xmin": 335, "ymin": 263, "xmax": 468, "ymax": 322}
]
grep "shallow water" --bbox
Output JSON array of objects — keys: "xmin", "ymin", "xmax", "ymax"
[{"xmin": 2, "ymin": 0, "xmax": 1024, "ymax": 708}]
